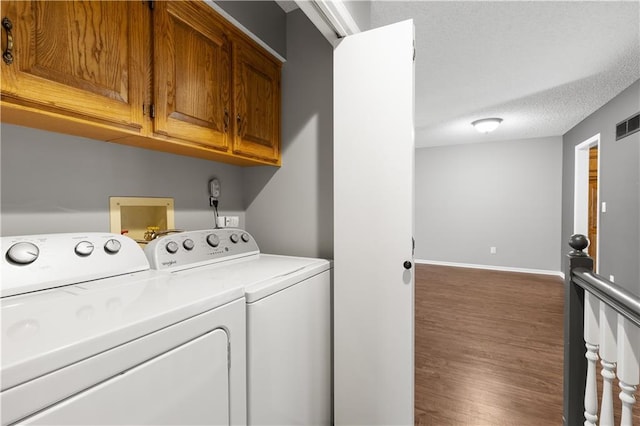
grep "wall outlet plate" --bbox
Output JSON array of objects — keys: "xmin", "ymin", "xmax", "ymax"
[{"xmin": 226, "ymin": 216, "xmax": 239, "ymax": 227}]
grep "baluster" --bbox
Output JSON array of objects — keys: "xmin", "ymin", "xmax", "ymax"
[
  {"xmin": 599, "ymin": 304, "xmax": 618, "ymax": 426},
  {"xmin": 617, "ymin": 316, "xmax": 639, "ymax": 426},
  {"xmin": 584, "ymin": 292, "xmax": 600, "ymax": 426}
]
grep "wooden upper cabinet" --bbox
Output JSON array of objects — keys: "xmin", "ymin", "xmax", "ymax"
[
  {"xmin": 153, "ymin": 2, "xmax": 231, "ymax": 151},
  {"xmin": 1, "ymin": 0, "xmax": 282, "ymax": 166},
  {"xmin": 0, "ymin": 1, "xmax": 146, "ymax": 131},
  {"xmin": 232, "ymin": 37, "xmax": 281, "ymax": 164}
]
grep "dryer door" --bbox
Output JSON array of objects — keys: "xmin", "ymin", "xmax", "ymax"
[{"xmin": 21, "ymin": 329, "xmax": 230, "ymax": 425}]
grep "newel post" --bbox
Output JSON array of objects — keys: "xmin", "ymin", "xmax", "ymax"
[{"xmin": 563, "ymin": 234, "xmax": 594, "ymax": 426}]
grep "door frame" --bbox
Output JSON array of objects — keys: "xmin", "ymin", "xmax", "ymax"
[{"xmin": 574, "ymin": 133, "xmax": 600, "ymax": 271}]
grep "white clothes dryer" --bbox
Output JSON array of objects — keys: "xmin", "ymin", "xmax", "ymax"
[
  {"xmin": 1, "ymin": 232, "xmax": 246, "ymax": 425},
  {"xmin": 145, "ymin": 229, "xmax": 332, "ymax": 425}
]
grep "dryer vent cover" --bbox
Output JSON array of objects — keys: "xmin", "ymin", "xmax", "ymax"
[{"xmin": 616, "ymin": 112, "xmax": 640, "ymax": 140}]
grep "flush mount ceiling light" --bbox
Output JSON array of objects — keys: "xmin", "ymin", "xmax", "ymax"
[{"xmin": 472, "ymin": 118, "xmax": 503, "ymax": 133}]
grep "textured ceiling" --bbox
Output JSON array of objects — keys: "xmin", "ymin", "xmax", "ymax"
[{"xmin": 367, "ymin": 1, "xmax": 640, "ymax": 148}]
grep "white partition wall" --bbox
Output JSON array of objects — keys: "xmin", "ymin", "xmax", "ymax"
[{"xmin": 334, "ymin": 20, "xmax": 415, "ymax": 425}]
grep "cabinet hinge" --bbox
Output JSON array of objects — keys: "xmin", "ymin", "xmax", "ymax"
[
  {"xmin": 147, "ymin": 0, "xmax": 154, "ymax": 10},
  {"xmin": 150, "ymin": 104, "xmax": 155, "ymax": 119}
]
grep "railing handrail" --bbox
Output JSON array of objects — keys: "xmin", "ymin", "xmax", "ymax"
[{"xmin": 572, "ymin": 267, "xmax": 640, "ymax": 329}]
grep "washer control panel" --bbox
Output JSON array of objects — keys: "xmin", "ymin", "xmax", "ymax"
[
  {"xmin": 144, "ymin": 228, "xmax": 259, "ymax": 271},
  {"xmin": 1, "ymin": 233, "xmax": 150, "ymax": 298}
]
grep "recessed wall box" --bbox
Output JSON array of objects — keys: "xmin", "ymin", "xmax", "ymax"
[{"xmin": 110, "ymin": 197, "xmax": 175, "ymax": 245}]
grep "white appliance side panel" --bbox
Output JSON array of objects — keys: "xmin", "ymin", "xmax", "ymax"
[
  {"xmin": 21, "ymin": 329, "xmax": 230, "ymax": 425},
  {"xmin": 334, "ymin": 19, "xmax": 416, "ymax": 425},
  {"xmin": 247, "ymin": 270, "xmax": 331, "ymax": 425}
]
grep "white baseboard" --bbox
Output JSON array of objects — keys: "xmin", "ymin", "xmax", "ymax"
[{"xmin": 415, "ymin": 259, "xmax": 564, "ymax": 278}]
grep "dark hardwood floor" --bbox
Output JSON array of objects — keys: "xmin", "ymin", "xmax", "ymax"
[
  {"xmin": 415, "ymin": 264, "xmax": 640, "ymax": 426},
  {"xmin": 415, "ymin": 264, "xmax": 566, "ymax": 425}
]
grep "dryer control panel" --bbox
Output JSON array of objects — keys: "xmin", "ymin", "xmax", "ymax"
[{"xmin": 144, "ymin": 229, "xmax": 259, "ymax": 271}]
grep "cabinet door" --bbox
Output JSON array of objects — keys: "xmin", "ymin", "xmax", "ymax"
[
  {"xmin": 233, "ymin": 38, "xmax": 281, "ymax": 163},
  {"xmin": 153, "ymin": 2, "xmax": 230, "ymax": 151},
  {"xmin": 0, "ymin": 1, "xmax": 146, "ymax": 132}
]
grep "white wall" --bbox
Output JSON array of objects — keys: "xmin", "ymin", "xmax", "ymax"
[
  {"xmin": 415, "ymin": 136, "xmax": 563, "ymax": 272},
  {"xmin": 243, "ymin": 9, "xmax": 333, "ymax": 259},
  {"xmin": 343, "ymin": 1, "xmax": 371, "ymax": 31},
  {"xmin": 1, "ymin": 124, "xmax": 245, "ymax": 236}
]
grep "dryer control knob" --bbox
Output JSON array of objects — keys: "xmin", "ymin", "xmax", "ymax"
[
  {"xmin": 241, "ymin": 233, "xmax": 250, "ymax": 243},
  {"xmin": 206, "ymin": 234, "xmax": 220, "ymax": 248},
  {"xmin": 183, "ymin": 239, "xmax": 195, "ymax": 251},
  {"xmin": 230, "ymin": 233, "xmax": 239, "ymax": 244},
  {"xmin": 7, "ymin": 242, "xmax": 39, "ymax": 265},
  {"xmin": 74, "ymin": 241, "xmax": 94, "ymax": 257},
  {"xmin": 166, "ymin": 241, "xmax": 179, "ymax": 254},
  {"xmin": 104, "ymin": 239, "xmax": 121, "ymax": 254}
]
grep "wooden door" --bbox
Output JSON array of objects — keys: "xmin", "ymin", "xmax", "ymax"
[
  {"xmin": 0, "ymin": 1, "xmax": 146, "ymax": 132},
  {"xmin": 334, "ymin": 20, "xmax": 415, "ymax": 425},
  {"xmin": 232, "ymin": 38, "xmax": 280, "ymax": 164},
  {"xmin": 153, "ymin": 1, "xmax": 231, "ymax": 151},
  {"xmin": 588, "ymin": 146, "xmax": 598, "ymax": 266}
]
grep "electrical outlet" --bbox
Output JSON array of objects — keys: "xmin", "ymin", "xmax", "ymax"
[
  {"xmin": 225, "ymin": 216, "xmax": 239, "ymax": 227},
  {"xmin": 602, "ymin": 202, "xmax": 607, "ymax": 213},
  {"xmin": 217, "ymin": 216, "xmax": 226, "ymax": 227},
  {"xmin": 609, "ymin": 275, "xmax": 615, "ymax": 283},
  {"xmin": 490, "ymin": 246, "xmax": 497, "ymax": 255}
]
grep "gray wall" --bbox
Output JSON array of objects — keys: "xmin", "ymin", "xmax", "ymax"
[
  {"xmin": 1, "ymin": 124, "xmax": 245, "ymax": 236},
  {"xmin": 244, "ymin": 9, "xmax": 333, "ymax": 259},
  {"xmin": 415, "ymin": 136, "xmax": 563, "ymax": 272},
  {"xmin": 562, "ymin": 80, "xmax": 640, "ymax": 294},
  {"xmin": 213, "ymin": 1, "xmax": 286, "ymax": 58}
]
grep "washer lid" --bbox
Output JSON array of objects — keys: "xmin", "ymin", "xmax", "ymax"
[
  {"xmin": 1, "ymin": 269, "xmax": 244, "ymax": 391},
  {"xmin": 172, "ymin": 254, "xmax": 331, "ymax": 303}
]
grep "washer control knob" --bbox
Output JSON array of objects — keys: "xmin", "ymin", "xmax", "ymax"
[
  {"xmin": 183, "ymin": 239, "xmax": 195, "ymax": 251},
  {"xmin": 74, "ymin": 241, "xmax": 94, "ymax": 257},
  {"xmin": 230, "ymin": 233, "xmax": 239, "ymax": 244},
  {"xmin": 166, "ymin": 241, "xmax": 179, "ymax": 254},
  {"xmin": 206, "ymin": 234, "xmax": 220, "ymax": 248},
  {"xmin": 104, "ymin": 239, "xmax": 121, "ymax": 254},
  {"xmin": 241, "ymin": 233, "xmax": 250, "ymax": 243},
  {"xmin": 7, "ymin": 242, "xmax": 39, "ymax": 265}
]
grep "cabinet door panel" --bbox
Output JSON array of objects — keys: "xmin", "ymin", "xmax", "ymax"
[
  {"xmin": 233, "ymin": 40, "xmax": 280, "ymax": 163},
  {"xmin": 154, "ymin": 2, "xmax": 230, "ymax": 151},
  {"xmin": 0, "ymin": 1, "xmax": 145, "ymax": 131}
]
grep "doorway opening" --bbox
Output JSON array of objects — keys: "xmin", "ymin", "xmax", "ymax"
[{"xmin": 574, "ymin": 134, "xmax": 600, "ymax": 271}]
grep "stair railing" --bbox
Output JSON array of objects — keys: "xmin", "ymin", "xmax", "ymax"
[{"xmin": 564, "ymin": 234, "xmax": 640, "ymax": 426}]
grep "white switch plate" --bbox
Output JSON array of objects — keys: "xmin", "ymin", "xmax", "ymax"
[
  {"xmin": 226, "ymin": 216, "xmax": 239, "ymax": 227},
  {"xmin": 490, "ymin": 246, "xmax": 497, "ymax": 254},
  {"xmin": 602, "ymin": 202, "xmax": 607, "ymax": 213},
  {"xmin": 609, "ymin": 275, "xmax": 615, "ymax": 283}
]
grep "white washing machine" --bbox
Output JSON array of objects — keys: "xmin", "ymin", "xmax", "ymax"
[
  {"xmin": 1, "ymin": 232, "xmax": 247, "ymax": 425},
  {"xmin": 145, "ymin": 228, "xmax": 332, "ymax": 425}
]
